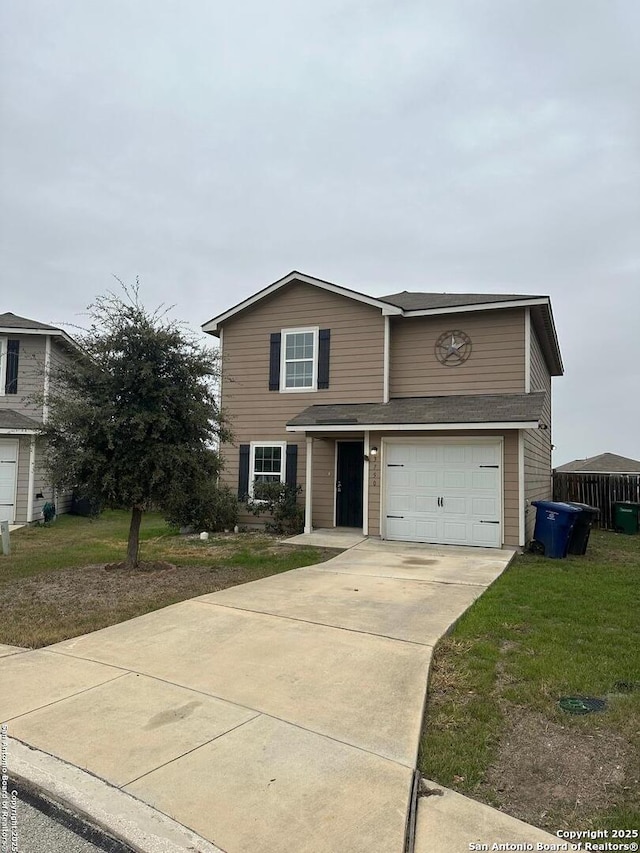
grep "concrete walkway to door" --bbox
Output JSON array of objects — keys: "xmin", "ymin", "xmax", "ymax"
[{"xmin": 1, "ymin": 539, "xmax": 513, "ymax": 853}]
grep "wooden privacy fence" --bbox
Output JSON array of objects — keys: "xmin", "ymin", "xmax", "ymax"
[{"xmin": 553, "ymin": 472, "xmax": 640, "ymax": 530}]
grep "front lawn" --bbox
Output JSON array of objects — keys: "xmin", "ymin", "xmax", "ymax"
[
  {"xmin": 419, "ymin": 529, "xmax": 640, "ymax": 833},
  {"xmin": 0, "ymin": 511, "xmax": 338, "ymax": 648}
]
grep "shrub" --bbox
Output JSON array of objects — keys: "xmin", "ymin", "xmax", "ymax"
[
  {"xmin": 164, "ymin": 480, "xmax": 239, "ymax": 532},
  {"xmin": 245, "ymin": 481, "xmax": 304, "ymax": 535}
]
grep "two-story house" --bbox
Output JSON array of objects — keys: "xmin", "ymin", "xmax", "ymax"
[
  {"xmin": 203, "ymin": 272, "xmax": 563, "ymax": 549},
  {"xmin": 0, "ymin": 313, "xmax": 77, "ymax": 525}
]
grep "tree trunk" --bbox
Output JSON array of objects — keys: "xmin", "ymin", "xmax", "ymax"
[{"xmin": 126, "ymin": 505, "xmax": 144, "ymax": 568}]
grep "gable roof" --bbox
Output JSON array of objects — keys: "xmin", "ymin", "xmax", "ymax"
[
  {"xmin": 0, "ymin": 311, "xmax": 83, "ymax": 354},
  {"xmin": 286, "ymin": 392, "xmax": 546, "ymax": 431},
  {"xmin": 0, "ymin": 312, "xmax": 61, "ymax": 332},
  {"xmin": 0, "ymin": 409, "xmax": 41, "ymax": 433},
  {"xmin": 202, "ymin": 270, "xmax": 563, "ymax": 375},
  {"xmin": 555, "ymin": 452, "xmax": 640, "ymax": 474}
]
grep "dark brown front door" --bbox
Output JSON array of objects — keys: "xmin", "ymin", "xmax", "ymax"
[{"xmin": 336, "ymin": 441, "xmax": 364, "ymax": 527}]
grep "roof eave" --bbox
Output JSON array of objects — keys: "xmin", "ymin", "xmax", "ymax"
[
  {"xmin": 287, "ymin": 420, "xmax": 540, "ymax": 432},
  {"xmin": 201, "ymin": 270, "xmax": 402, "ymax": 334}
]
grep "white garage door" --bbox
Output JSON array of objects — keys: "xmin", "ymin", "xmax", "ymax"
[
  {"xmin": 0, "ymin": 440, "xmax": 19, "ymax": 524},
  {"xmin": 384, "ymin": 440, "xmax": 502, "ymax": 548}
]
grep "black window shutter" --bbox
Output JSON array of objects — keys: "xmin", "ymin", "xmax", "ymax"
[
  {"xmin": 317, "ymin": 329, "xmax": 330, "ymax": 389},
  {"xmin": 238, "ymin": 444, "xmax": 250, "ymax": 499},
  {"xmin": 269, "ymin": 333, "xmax": 281, "ymax": 391},
  {"xmin": 285, "ymin": 443, "xmax": 298, "ymax": 487},
  {"xmin": 5, "ymin": 340, "xmax": 19, "ymax": 394}
]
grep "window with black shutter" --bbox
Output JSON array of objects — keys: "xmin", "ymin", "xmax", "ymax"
[{"xmin": 5, "ymin": 340, "xmax": 19, "ymax": 394}]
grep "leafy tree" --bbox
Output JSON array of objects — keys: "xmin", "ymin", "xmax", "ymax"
[{"xmin": 42, "ymin": 284, "xmax": 230, "ymax": 567}]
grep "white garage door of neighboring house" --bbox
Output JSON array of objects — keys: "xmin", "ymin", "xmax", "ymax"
[
  {"xmin": 384, "ymin": 440, "xmax": 502, "ymax": 548},
  {"xmin": 0, "ymin": 440, "xmax": 19, "ymax": 524}
]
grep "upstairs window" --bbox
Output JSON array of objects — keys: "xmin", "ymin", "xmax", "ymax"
[
  {"xmin": 0, "ymin": 338, "xmax": 19, "ymax": 396},
  {"xmin": 281, "ymin": 328, "xmax": 318, "ymax": 391}
]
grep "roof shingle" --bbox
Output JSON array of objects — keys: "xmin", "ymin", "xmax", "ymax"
[{"xmin": 287, "ymin": 392, "xmax": 546, "ymax": 428}]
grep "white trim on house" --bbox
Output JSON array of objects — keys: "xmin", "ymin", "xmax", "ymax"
[
  {"xmin": 518, "ymin": 429, "xmax": 525, "ymax": 547},
  {"xmin": 402, "ymin": 297, "xmax": 550, "ymax": 318},
  {"xmin": 287, "ymin": 421, "xmax": 540, "ymax": 433},
  {"xmin": 0, "ymin": 336, "xmax": 7, "ymax": 396},
  {"xmin": 363, "ymin": 431, "xmax": 370, "ymax": 536},
  {"xmin": 279, "ymin": 326, "xmax": 319, "ymax": 393},
  {"xmin": 0, "ymin": 428, "xmax": 39, "ymax": 435},
  {"xmin": 202, "ymin": 271, "xmax": 403, "ymax": 333},
  {"xmin": 383, "ymin": 316, "xmax": 390, "ymax": 404},
  {"xmin": 304, "ymin": 436, "xmax": 313, "ymax": 534},
  {"xmin": 524, "ymin": 308, "xmax": 531, "ymax": 394},
  {"xmin": 0, "ymin": 327, "xmax": 83, "ymax": 354},
  {"xmin": 248, "ymin": 441, "xmax": 287, "ymax": 498},
  {"xmin": 27, "ymin": 436, "xmax": 36, "ymax": 523}
]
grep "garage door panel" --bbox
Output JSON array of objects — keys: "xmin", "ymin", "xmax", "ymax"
[
  {"xmin": 415, "ymin": 471, "xmax": 438, "ymax": 489},
  {"xmin": 442, "ymin": 471, "xmax": 466, "ymax": 489},
  {"xmin": 415, "ymin": 494, "xmax": 438, "ymax": 513},
  {"xmin": 471, "ymin": 497, "xmax": 499, "ymax": 517},
  {"xmin": 470, "ymin": 522, "xmax": 501, "ymax": 547},
  {"xmin": 471, "ymin": 470, "xmax": 498, "ymax": 490},
  {"xmin": 415, "ymin": 446, "xmax": 438, "ymax": 464},
  {"xmin": 384, "ymin": 441, "xmax": 502, "ymax": 548},
  {"xmin": 387, "ymin": 468, "xmax": 410, "ymax": 488},
  {"xmin": 442, "ymin": 496, "xmax": 467, "ymax": 515},
  {"xmin": 387, "ymin": 493, "xmax": 411, "ymax": 513},
  {"xmin": 414, "ymin": 519, "xmax": 439, "ymax": 540}
]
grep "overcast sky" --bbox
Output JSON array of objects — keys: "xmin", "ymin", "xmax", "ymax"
[{"xmin": 1, "ymin": 0, "xmax": 638, "ymax": 465}]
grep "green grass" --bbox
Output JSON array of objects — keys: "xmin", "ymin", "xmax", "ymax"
[
  {"xmin": 0, "ymin": 510, "xmax": 337, "ymax": 647},
  {"xmin": 419, "ymin": 529, "xmax": 640, "ymax": 831}
]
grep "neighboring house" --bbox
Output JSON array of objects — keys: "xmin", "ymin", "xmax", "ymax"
[
  {"xmin": 555, "ymin": 453, "xmax": 640, "ymax": 475},
  {"xmin": 0, "ymin": 313, "xmax": 78, "ymax": 525},
  {"xmin": 203, "ymin": 272, "xmax": 563, "ymax": 549}
]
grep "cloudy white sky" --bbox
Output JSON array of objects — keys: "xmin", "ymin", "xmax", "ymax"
[{"xmin": 1, "ymin": 0, "xmax": 638, "ymax": 465}]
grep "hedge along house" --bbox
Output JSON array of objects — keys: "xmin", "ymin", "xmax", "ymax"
[
  {"xmin": 0, "ymin": 313, "xmax": 78, "ymax": 525},
  {"xmin": 203, "ymin": 272, "xmax": 563, "ymax": 549}
]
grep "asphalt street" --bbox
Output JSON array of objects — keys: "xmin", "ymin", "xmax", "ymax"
[{"xmin": 12, "ymin": 799, "xmax": 104, "ymax": 853}]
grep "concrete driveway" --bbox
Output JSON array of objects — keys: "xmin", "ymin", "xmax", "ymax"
[{"xmin": 1, "ymin": 539, "xmax": 512, "ymax": 853}]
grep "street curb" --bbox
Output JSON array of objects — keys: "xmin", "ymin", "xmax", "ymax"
[{"xmin": 7, "ymin": 737, "xmax": 226, "ymax": 853}]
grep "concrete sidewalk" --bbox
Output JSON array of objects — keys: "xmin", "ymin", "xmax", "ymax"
[{"xmin": 2, "ymin": 540, "xmax": 515, "ymax": 852}]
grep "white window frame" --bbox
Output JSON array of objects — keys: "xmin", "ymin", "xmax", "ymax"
[
  {"xmin": 249, "ymin": 441, "xmax": 287, "ymax": 498},
  {"xmin": 280, "ymin": 327, "xmax": 318, "ymax": 393},
  {"xmin": 0, "ymin": 337, "xmax": 7, "ymax": 396}
]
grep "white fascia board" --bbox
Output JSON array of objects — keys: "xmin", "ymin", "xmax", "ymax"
[
  {"xmin": 0, "ymin": 326, "xmax": 84, "ymax": 356},
  {"xmin": 0, "ymin": 327, "xmax": 63, "ymax": 336},
  {"xmin": 201, "ymin": 272, "xmax": 402, "ymax": 333},
  {"xmin": 287, "ymin": 421, "xmax": 540, "ymax": 432},
  {"xmin": 402, "ymin": 297, "xmax": 549, "ymax": 318},
  {"xmin": 0, "ymin": 428, "xmax": 40, "ymax": 435}
]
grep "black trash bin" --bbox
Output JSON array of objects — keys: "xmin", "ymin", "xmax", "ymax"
[
  {"xmin": 565, "ymin": 502, "xmax": 599, "ymax": 555},
  {"xmin": 531, "ymin": 501, "xmax": 581, "ymax": 558}
]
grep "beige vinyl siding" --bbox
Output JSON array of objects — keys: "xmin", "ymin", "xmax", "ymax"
[
  {"xmin": 0, "ymin": 335, "xmax": 46, "ymax": 422},
  {"xmin": 523, "ymin": 324, "xmax": 552, "ymax": 542},
  {"xmin": 218, "ymin": 281, "xmax": 385, "ymax": 524},
  {"xmin": 390, "ymin": 309, "xmax": 526, "ymax": 398},
  {"xmin": 366, "ymin": 429, "xmax": 520, "ymax": 546}
]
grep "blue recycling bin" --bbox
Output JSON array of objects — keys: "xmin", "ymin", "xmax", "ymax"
[{"xmin": 531, "ymin": 501, "xmax": 582, "ymax": 558}]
